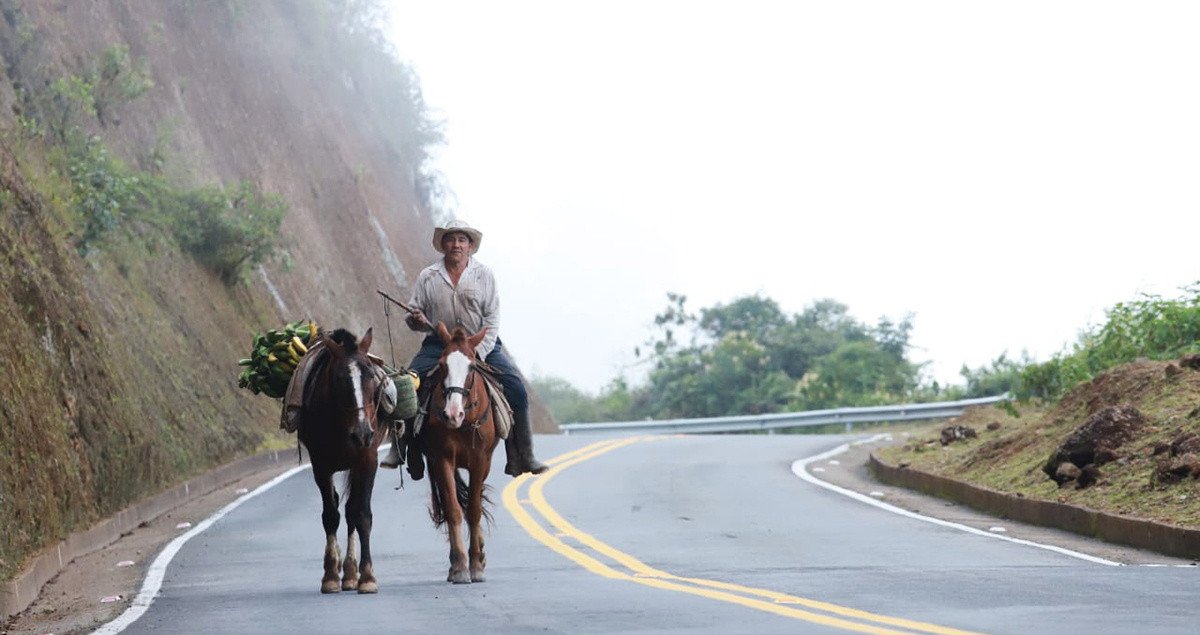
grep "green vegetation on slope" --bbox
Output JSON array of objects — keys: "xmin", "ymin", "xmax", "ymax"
[{"xmin": 960, "ymin": 284, "xmax": 1200, "ymax": 402}]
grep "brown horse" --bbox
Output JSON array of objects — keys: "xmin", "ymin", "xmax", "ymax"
[
  {"xmin": 423, "ymin": 323, "xmax": 499, "ymax": 584},
  {"xmin": 298, "ymin": 328, "xmax": 384, "ymax": 594}
]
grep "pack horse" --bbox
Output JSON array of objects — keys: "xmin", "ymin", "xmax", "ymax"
[{"xmin": 297, "ymin": 328, "xmax": 386, "ymax": 593}]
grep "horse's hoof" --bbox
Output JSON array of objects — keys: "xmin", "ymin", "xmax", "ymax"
[
  {"xmin": 321, "ymin": 580, "xmax": 341, "ymax": 594},
  {"xmin": 341, "ymin": 578, "xmax": 358, "ymax": 591},
  {"xmin": 470, "ymin": 570, "xmax": 486, "ymax": 583},
  {"xmin": 448, "ymin": 568, "xmax": 471, "ymax": 584},
  {"xmin": 357, "ymin": 580, "xmax": 378, "ymax": 594}
]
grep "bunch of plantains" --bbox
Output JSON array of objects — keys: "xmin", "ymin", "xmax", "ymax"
[{"xmin": 237, "ymin": 319, "xmax": 319, "ymax": 399}]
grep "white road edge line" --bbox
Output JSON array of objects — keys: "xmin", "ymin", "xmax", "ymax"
[
  {"xmin": 89, "ymin": 462, "xmax": 315, "ymax": 635},
  {"xmin": 791, "ymin": 434, "xmax": 1122, "ymax": 567}
]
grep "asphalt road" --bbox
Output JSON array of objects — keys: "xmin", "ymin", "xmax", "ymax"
[{"xmin": 97, "ymin": 434, "xmax": 1197, "ymax": 635}]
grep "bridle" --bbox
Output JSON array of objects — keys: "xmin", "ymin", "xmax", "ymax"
[{"xmin": 437, "ymin": 360, "xmax": 492, "ymax": 430}]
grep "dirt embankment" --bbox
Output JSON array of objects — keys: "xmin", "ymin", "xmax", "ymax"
[
  {"xmin": 881, "ymin": 359, "xmax": 1200, "ymax": 528},
  {"xmin": 0, "ymin": 0, "xmax": 555, "ymax": 592}
]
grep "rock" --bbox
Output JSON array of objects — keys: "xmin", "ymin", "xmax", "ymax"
[
  {"xmin": 1055, "ymin": 462, "xmax": 1082, "ymax": 486},
  {"xmin": 1169, "ymin": 454, "xmax": 1200, "ymax": 478},
  {"xmin": 1042, "ymin": 404, "xmax": 1144, "ymax": 484},
  {"xmin": 1180, "ymin": 353, "xmax": 1200, "ymax": 370},
  {"xmin": 1152, "ymin": 453, "xmax": 1200, "ymax": 485},
  {"xmin": 1165, "ymin": 363, "xmax": 1183, "ymax": 378},
  {"xmin": 940, "ymin": 425, "xmax": 977, "ymax": 446},
  {"xmin": 1093, "ymin": 444, "xmax": 1118, "ymax": 466},
  {"xmin": 986, "ymin": 421, "xmax": 1002, "ymax": 431},
  {"xmin": 1077, "ymin": 464, "xmax": 1102, "ymax": 489},
  {"xmin": 1170, "ymin": 432, "xmax": 1200, "ymax": 457}
]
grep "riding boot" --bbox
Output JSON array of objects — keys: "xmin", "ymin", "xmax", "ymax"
[
  {"xmin": 406, "ymin": 432, "xmax": 425, "ymax": 481},
  {"xmin": 379, "ymin": 422, "xmax": 405, "ymax": 469},
  {"xmin": 504, "ymin": 410, "xmax": 549, "ymax": 476},
  {"xmin": 405, "ymin": 410, "xmax": 425, "ymax": 481}
]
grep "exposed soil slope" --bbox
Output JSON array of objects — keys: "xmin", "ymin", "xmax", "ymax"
[{"xmin": 880, "ymin": 359, "xmax": 1200, "ymax": 528}]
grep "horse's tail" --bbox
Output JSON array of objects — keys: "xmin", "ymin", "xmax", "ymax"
[{"xmin": 428, "ymin": 469, "xmax": 494, "ymax": 528}]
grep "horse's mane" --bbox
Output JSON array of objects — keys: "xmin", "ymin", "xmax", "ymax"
[{"xmin": 328, "ymin": 328, "xmax": 360, "ymax": 355}]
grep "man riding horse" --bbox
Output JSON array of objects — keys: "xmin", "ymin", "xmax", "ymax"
[{"xmin": 380, "ymin": 219, "xmax": 548, "ymax": 478}]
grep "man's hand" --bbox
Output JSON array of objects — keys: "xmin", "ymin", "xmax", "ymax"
[{"xmin": 406, "ymin": 308, "xmax": 431, "ymax": 332}]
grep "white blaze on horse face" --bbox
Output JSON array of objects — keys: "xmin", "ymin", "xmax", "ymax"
[
  {"xmin": 443, "ymin": 350, "xmax": 471, "ymax": 428},
  {"xmin": 348, "ymin": 361, "xmax": 367, "ymax": 428}
]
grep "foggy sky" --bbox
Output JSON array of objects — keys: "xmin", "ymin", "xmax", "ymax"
[{"xmin": 385, "ymin": 0, "xmax": 1200, "ymax": 394}]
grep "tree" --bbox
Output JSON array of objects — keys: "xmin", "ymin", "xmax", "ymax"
[{"xmin": 698, "ymin": 295, "xmax": 786, "ymax": 340}]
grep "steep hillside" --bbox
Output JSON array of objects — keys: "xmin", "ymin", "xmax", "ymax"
[{"xmin": 0, "ymin": 0, "xmax": 555, "ymax": 582}]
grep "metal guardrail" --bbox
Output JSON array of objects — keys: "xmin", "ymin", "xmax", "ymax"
[{"xmin": 558, "ymin": 394, "xmax": 1009, "ymax": 435}]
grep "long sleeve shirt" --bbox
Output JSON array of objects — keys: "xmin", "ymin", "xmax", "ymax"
[{"xmin": 407, "ymin": 257, "xmax": 500, "ymax": 359}]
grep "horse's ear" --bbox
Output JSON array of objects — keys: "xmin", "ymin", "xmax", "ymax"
[
  {"xmin": 359, "ymin": 327, "xmax": 373, "ymax": 355},
  {"xmin": 467, "ymin": 327, "xmax": 488, "ymax": 352},
  {"xmin": 436, "ymin": 321, "xmax": 452, "ymax": 345},
  {"xmin": 323, "ymin": 332, "xmax": 344, "ymax": 358}
]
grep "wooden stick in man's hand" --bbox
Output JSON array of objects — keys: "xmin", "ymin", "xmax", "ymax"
[{"xmin": 376, "ymin": 288, "xmax": 414, "ymax": 313}]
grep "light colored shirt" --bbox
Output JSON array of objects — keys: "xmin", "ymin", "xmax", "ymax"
[{"xmin": 408, "ymin": 256, "xmax": 499, "ymax": 359}]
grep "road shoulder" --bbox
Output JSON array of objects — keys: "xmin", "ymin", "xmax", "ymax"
[
  {"xmin": 1, "ymin": 464, "xmax": 299, "ymax": 635},
  {"xmin": 808, "ymin": 433, "xmax": 1196, "ymax": 567}
]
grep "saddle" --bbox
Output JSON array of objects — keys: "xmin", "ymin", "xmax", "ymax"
[{"xmin": 279, "ymin": 343, "xmax": 401, "ymax": 433}]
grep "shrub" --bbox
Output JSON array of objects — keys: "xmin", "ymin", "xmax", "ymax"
[
  {"xmin": 66, "ymin": 136, "xmax": 139, "ymax": 253},
  {"xmin": 1015, "ymin": 284, "xmax": 1200, "ymax": 401},
  {"xmin": 90, "ymin": 44, "xmax": 154, "ymax": 126},
  {"xmin": 154, "ymin": 179, "xmax": 286, "ymax": 283}
]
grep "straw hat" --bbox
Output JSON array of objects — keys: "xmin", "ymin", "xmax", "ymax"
[{"xmin": 432, "ymin": 219, "xmax": 482, "ymax": 254}]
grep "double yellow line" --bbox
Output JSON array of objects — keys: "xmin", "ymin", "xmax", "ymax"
[{"xmin": 503, "ymin": 436, "xmax": 996, "ymax": 635}]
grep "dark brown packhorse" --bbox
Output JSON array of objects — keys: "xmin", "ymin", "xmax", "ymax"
[
  {"xmin": 423, "ymin": 323, "xmax": 499, "ymax": 583},
  {"xmin": 298, "ymin": 328, "xmax": 385, "ymax": 593}
]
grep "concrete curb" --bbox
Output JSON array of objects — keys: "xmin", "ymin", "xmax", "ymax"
[
  {"xmin": 1, "ymin": 446, "xmax": 304, "ymax": 620},
  {"xmin": 868, "ymin": 452, "xmax": 1200, "ymax": 560}
]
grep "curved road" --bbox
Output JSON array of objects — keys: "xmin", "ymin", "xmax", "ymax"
[{"xmin": 96, "ymin": 434, "xmax": 1196, "ymax": 635}]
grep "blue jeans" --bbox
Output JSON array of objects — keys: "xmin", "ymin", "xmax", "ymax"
[{"xmin": 409, "ymin": 336, "xmax": 528, "ymax": 413}]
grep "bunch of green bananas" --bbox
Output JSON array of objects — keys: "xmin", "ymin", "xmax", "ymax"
[{"xmin": 236, "ymin": 319, "xmax": 319, "ymax": 399}]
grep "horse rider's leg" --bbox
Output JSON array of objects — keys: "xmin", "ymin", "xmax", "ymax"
[
  {"xmin": 405, "ymin": 417, "xmax": 426, "ymax": 480},
  {"xmin": 352, "ymin": 464, "xmax": 379, "ymax": 593},
  {"xmin": 485, "ymin": 344, "xmax": 548, "ymax": 476},
  {"xmin": 405, "ymin": 377, "xmax": 438, "ymax": 480},
  {"xmin": 432, "ymin": 457, "xmax": 470, "ymax": 584},
  {"xmin": 467, "ymin": 462, "xmax": 488, "ymax": 583},
  {"xmin": 382, "ymin": 338, "xmax": 441, "ymax": 470},
  {"xmin": 313, "ymin": 466, "xmax": 342, "ymax": 594}
]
